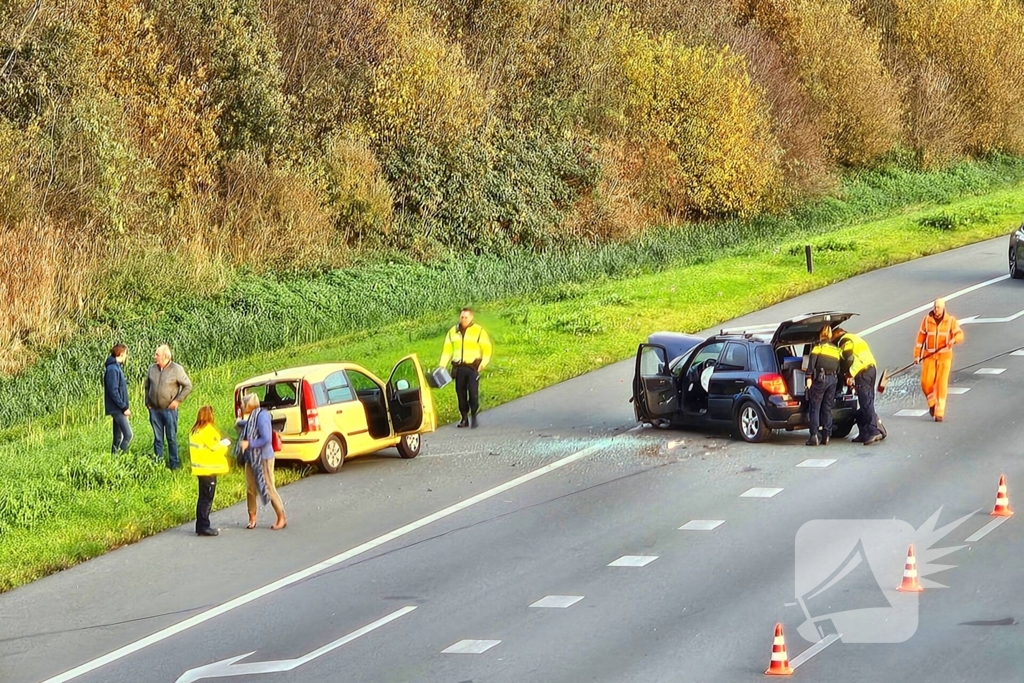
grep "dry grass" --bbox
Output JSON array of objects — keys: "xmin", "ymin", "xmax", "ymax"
[{"xmin": 0, "ymin": 221, "xmax": 100, "ymax": 374}]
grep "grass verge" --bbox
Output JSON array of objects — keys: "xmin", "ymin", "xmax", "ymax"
[{"xmin": 1, "ymin": 185, "xmax": 1023, "ymax": 591}]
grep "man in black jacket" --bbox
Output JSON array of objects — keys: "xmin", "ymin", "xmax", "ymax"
[{"xmin": 104, "ymin": 344, "xmax": 132, "ymax": 454}]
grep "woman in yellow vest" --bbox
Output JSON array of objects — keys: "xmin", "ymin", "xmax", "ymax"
[{"xmin": 189, "ymin": 405, "xmax": 231, "ymax": 536}]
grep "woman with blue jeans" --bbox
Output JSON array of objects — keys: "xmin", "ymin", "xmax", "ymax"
[
  {"xmin": 239, "ymin": 394, "xmax": 286, "ymax": 530},
  {"xmin": 103, "ymin": 344, "xmax": 132, "ymax": 453}
]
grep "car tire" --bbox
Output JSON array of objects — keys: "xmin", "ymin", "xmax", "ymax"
[
  {"xmin": 1011, "ymin": 248, "xmax": 1024, "ymax": 279},
  {"xmin": 830, "ymin": 420, "xmax": 855, "ymax": 439},
  {"xmin": 318, "ymin": 435, "xmax": 346, "ymax": 473},
  {"xmin": 735, "ymin": 401, "xmax": 771, "ymax": 443},
  {"xmin": 397, "ymin": 433, "xmax": 421, "ymax": 459}
]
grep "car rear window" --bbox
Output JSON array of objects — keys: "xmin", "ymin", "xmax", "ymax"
[
  {"xmin": 754, "ymin": 345, "xmax": 778, "ymax": 373},
  {"xmin": 245, "ymin": 382, "xmax": 299, "ymax": 410}
]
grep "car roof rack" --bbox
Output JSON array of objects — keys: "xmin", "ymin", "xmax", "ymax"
[{"xmin": 719, "ymin": 322, "xmax": 779, "ymax": 341}]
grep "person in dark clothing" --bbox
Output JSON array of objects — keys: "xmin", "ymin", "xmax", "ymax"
[
  {"xmin": 805, "ymin": 327, "xmax": 841, "ymax": 446},
  {"xmin": 103, "ymin": 344, "xmax": 132, "ymax": 454}
]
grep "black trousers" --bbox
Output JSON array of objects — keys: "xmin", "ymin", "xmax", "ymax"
[
  {"xmin": 196, "ymin": 476, "xmax": 217, "ymax": 533},
  {"xmin": 808, "ymin": 375, "xmax": 837, "ymax": 437},
  {"xmin": 854, "ymin": 366, "xmax": 880, "ymax": 439},
  {"xmin": 453, "ymin": 365, "xmax": 480, "ymax": 418}
]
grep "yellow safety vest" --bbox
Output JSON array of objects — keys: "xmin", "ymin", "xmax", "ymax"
[
  {"xmin": 839, "ymin": 333, "xmax": 876, "ymax": 377},
  {"xmin": 439, "ymin": 323, "xmax": 493, "ymax": 371},
  {"xmin": 190, "ymin": 424, "xmax": 230, "ymax": 476}
]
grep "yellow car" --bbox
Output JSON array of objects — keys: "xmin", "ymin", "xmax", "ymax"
[{"xmin": 233, "ymin": 355, "xmax": 437, "ymax": 473}]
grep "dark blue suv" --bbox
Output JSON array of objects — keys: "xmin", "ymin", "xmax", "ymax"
[{"xmin": 632, "ymin": 312, "xmax": 859, "ymax": 442}]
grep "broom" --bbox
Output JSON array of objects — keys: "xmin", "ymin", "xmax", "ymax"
[{"xmin": 877, "ymin": 344, "xmax": 952, "ymax": 394}]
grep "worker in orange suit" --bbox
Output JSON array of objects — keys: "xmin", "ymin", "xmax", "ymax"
[{"xmin": 913, "ymin": 298, "xmax": 964, "ymax": 422}]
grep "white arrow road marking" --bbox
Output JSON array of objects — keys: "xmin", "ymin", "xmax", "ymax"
[
  {"xmin": 960, "ymin": 308, "xmax": 1024, "ymax": 324},
  {"xmin": 174, "ymin": 606, "xmax": 416, "ymax": 683},
  {"xmin": 41, "ymin": 442, "xmax": 607, "ymax": 683},
  {"xmin": 857, "ymin": 274, "xmax": 1008, "ymax": 337}
]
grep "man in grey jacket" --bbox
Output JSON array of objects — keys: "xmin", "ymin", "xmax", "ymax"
[{"xmin": 144, "ymin": 344, "xmax": 193, "ymax": 470}]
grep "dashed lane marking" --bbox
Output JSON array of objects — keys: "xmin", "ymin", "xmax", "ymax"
[
  {"xmin": 608, "ymin": 555, "xmax": 658, "ymax": 567},
  {"xmin": 975, "ymin": 368, "xmax": 1006, "ymax": 375},
  {"xmin": 442, "ymin": 640, "xmax": 501, "ymax": 654},
  {"xmin": 946, "ymin": 387, "xmax": 971, "ymax": 394},
  {"xmin": 790, "ymin": 633, "xmax": 842, "ymax": 669},
  {"xmin": 740, "ymin": 487, "xmax": 783, "ymax": 498},
  {"xmin": 679, "ymin": 520, "xmax": 725, "ymax": 531},
  {"xmin": 796, "ymin": 459, "xmax": 837, "ymax": 468},
  {"xmin": 1012, "ymin": 349, "xmax": 1024, "ymax": 356},
  {"xmin": 530, "ymin": 595, "xmax": 584, "ymax": 609},
  {"xmin": 895, "ymin": 409, "xmax": 930, "ymax": 417},
  {"xmin": 965, "ymin": 516, "xmax": 1011, "ymax": 543},
  {"xmin": 40, "ymin": 441, "xmax": 609, "ymax": 683}
]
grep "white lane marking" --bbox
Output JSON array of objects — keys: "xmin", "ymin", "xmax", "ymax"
[
  {"xmin": 442, "ymin": 640, "xmax": 501, "ymax": 654},
  {"xmin": 975, "ymin": 368, "xmax": 1006, "ymax": 375},
  {"xmin": 895, "ymin": 409, "xmax": 929, "ymax": 417},
  {"xmin": 608, "ymin": 555, "xmax": 658, "ymax": 567},
  {"xmin": 530, "ymin": 595, "xmax": 584, "ymax": 609},
  {"xmin": 946, "ymin": 387, "xmax": 971, "ymax": 394},
  {"xmin": 1012, "ymin": 349, "xmax": 1024, "ymax": 356},
  {"xmin": 965, "ymin": 516, "xmax": 1011, "ymax": 543},
  {"xmin": 857, "ymin": 274, "xmax": 1008, "ymax": 337},
  {"xmin": 679, "ymin": 520, "xmax": 725, "ymax": 531},
  {"xmin": 41, "ymin": 442, "xmax": 608, "ymax": 683},
  {"xmin": 796, "ymin": 459, "xmax": 837, "ymax": 468},
  {"xmin": 173, "ymin": 606, "xmax": 416, "ymax": 683},
  {"xmin": 790, "ymin": 633, "xmax": 841, "ymax": 669},
  {"xmin": 740, "ymin": 487, "xmax": 783, "ymax": 498},
  {"xmin": 960, "ymin": 308, "xmax": 1024, "ymax": 324}
]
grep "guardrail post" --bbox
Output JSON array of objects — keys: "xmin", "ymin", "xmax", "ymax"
[{"xmin": 805, "ymin": 245, "xmax": 813, "ymax": 274}]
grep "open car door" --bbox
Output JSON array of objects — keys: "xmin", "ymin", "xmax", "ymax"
[
  {"xmin": 632, "ymin": 344, "xmax": 677, "ymax": 423},
  {"xmin": 386, "ymin": 354, "xmax": 436, "ymax": 435}
]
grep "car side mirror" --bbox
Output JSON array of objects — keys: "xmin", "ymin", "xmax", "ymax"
[{"xmin": 396, "ymin": 379, "xmax": 410, "ymax": 391}]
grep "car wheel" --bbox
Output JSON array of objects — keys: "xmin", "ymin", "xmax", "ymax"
[
  {"xmin": 397, "ymin": 433, "xmax": 421, "ymax": 459},
  {"xmin": 318, "ymin": 435, "xmax": 345, "ymax": 473},
  {"xmin": 830, "ymin": 420, "xmax": 855, "ymax": 439},
  {"xmin": 735, "ymin": 401, "xmax": 771, "ymax": 443},
  {"xmin": 1011, "ymin": 248, "xmax": 1024, "ymax": 279}
]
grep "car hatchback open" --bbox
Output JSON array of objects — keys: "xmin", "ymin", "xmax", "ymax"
[
  {"xmin": 234, "ymin": 355, "xmax": 437, "ymax": 472},
  {"xmin": 632, "ymin": 312, "xmax": 859, "ymax": 442}
]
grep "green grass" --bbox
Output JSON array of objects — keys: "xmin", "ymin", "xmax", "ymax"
[
  {"xmin": 2, "ymin": 183, "xmax": 1022, "ymax": 592},
  {"xmin": 5, "ymin": 156, "xmax": 1024, "ymax": 428}
]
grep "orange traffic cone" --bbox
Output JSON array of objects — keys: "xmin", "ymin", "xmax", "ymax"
[
  {"xmin": 896, "ymin": 544, "xmax": 924, "ymax": 593},
  {"xmin": 765, "ymin": 622, "xmax": 794, "ymax": 676},
  {"xmin": 991, "ymin": 475, "xmax": 1014, "ymax": 517}
]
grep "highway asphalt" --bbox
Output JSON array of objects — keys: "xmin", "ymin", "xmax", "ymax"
[{"xmin": 2, "ymin": 237, "xmax": 1022, "ymax": 683}]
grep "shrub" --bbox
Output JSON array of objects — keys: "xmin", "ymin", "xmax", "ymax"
[
  {"xmin": 613, "ymin": 27, "xmax": 783, "ymax": 217},
  {"xmin": 892, "ymin": 0, "xmax": 1024, "ymax": 157},
  {"xmin": 319, "ymin": 131, "xmax": 396, "ymax": 245},
  {"xmin": 738, "ymin": 0, "xmax": 903, "ymax": 166}
]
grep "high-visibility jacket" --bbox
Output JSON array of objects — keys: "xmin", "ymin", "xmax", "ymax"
[
  {"xmin": 190, "ymin": 424, "xmax": 230, "ymax": 476},
  {"xmin": 838, "ymin": 333, "xmax": 876, "ymax": 377},
  {"xmin": 914, "ymin": 313, "xmax": 963, "ymax": 361},
  {"xmin": 439, "ymin": 323, "xmax": 493, "ymax": 371},
  {"xmin": 807, "ymin": 342, "xmax": 842, "ymax": 377}
]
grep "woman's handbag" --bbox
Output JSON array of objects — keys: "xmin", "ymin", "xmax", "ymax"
[
  {"xmin": 233, "ymin": 438, "xmax": 246, "ymax": 467},
  {"xmin": 271, "ymin": 430, "xmax": 283, "ymax": 453}
]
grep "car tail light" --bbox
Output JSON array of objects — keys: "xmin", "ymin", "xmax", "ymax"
[
  {"xmin": 302, "ymin": 379, "xmax": 320, "ymax": 432},
  {"xmin": 234, "ymin": 388, "xmax": 242, "ymax": 419},
  {"xmin": 758, "ymin": 373, "xmax": 788, "ymax": 395}
]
